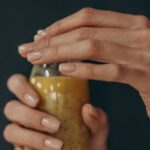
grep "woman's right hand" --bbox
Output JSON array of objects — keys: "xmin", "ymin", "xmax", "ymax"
[{"xmin": 3, "ymin": 74, "xmax": 109, "ymax": 150}]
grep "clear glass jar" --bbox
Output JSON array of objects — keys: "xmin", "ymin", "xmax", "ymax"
[{"xmin": 24, "ymin": 64, "xmax": 90, "ymax": 150}]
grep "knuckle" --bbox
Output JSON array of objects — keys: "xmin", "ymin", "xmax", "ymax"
[
  {"xmin": 76, "ymin": 27, "xmax": 95, "ymax": 41},
  {"xmin": 53, "ymin": 45, "xmax": 59, "ymax": 59},
  {"xmin": 135, "ymin": 15, "xmax": 150, "ymax": 28},
  {"xmin": 24, "ymin": 128, "xmax": 46, "ymax": 149},
  {"xmin": 86, "ymin": 64, "xmax": 96, "ymax": 78},
  {"xmin": 35, "ymin": 38, "xmax": 50, "ymax": 50},
  {"xmin": 4, "ymin": 100, "xmax": 18, "ymax": 119},
  {"xmin": 3, "ymin": 124, "xmax": 15, "ymax": 141},
  {"xmin": 84, "ymin": 40, "xmax": 99, "ymax": 58},
  {"xmin": 141, "ymin": 52, "xmax": 150, "ymax": 66},
  {"xmin": 53, "ymin": 21, "xmax": 62, "ymax": 32},
  {"xmin": 38, "ymin": 45, "xmax": 61, "ymax": 65},
  {"xmin": 80, "ymin": 7, "xmax": 95, "ymax": 15},
  {"xmin": 133, "ymin": 29, "xmax": 150, "ymax": 45},
  {"xmin": 26, "ymin": 109, "xmax": 39, "ymax": 127},
  {"xmin": 111, "ymin": 65, "xmax": 124, "ymax": 81},
  {"xmin": 79, "ymin": 7, "xmax": 95, "ymax": 24},
  {"xmin": 7, "ymin": 74, "xmax": 26, "ymax": 90}
]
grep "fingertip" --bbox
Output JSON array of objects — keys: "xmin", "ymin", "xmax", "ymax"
[
  {"xmin": 7, "ymin": 74, "xmax": 26, "ymax": 91},
  {"xmin": 82, "ymin": 103, "xmax": 90, "ymax": 121},
  {"xmin": 34, "ymin": 35, "xmax": 38, "ymax": 41},
  {"xmin": 82, "ymin": 104, "xmax": 99, "ymax": 127},
  {"xmin": 82, "ymin": 103, "xmax": 99, "ymax": 118},
  {"xmin": 82, "ymin": 104, "xmax": 108, "ymax": 134},
  {"xmin": 7, "ymin": 74, "xmax": 40, "ymax": 108},
  {"xmin": 18, "ymin": 43, "xmax": 35, "ymax": 57},
  {"xmin": 34, "ymin": 31, "xmax": 47, "ymax": 42}
]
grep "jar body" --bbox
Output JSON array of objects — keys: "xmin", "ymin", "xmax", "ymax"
[{"xmin": 25, "ymin": 64, "xmax": 90, "ymax": 150}]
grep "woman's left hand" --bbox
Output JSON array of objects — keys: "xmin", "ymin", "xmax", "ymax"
[{"xmin": 19, "ymin": 8, "xmax": 150, "ymax": 117}]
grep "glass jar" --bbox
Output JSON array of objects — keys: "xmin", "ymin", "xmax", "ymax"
[{"xmin": 24, "ymin": 63, "xmax": 90, "ymax": 150}]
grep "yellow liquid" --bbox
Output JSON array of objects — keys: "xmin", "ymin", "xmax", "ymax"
[{"xmin": 29, "ymin": 76, "xmax": 90, "ymax": 150}]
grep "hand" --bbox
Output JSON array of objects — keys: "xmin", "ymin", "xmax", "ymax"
[
  {"xmin": 4, "ymin": 74, "xmax": 109, "ymax": 150},
  {"xmin": 18, "ymin": 8, "xmax": 150, "ymax": 117}
]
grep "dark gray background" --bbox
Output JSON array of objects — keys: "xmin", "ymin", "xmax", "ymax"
[{"xmin": 0, "ymin": 0, "xmax": 150, "ymax": 149}]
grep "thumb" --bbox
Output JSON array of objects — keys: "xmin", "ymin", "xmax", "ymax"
[{"xmin": 82, "ymin": 104, "xmax": 109, "ymax": 150}]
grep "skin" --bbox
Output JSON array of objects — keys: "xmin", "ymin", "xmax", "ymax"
[
  {"xmin": 4, "ymin": 74, "xmax": 108, "ymax": 150},
  {"xmin": 4, "ymin": 7, "xmax": 150, "ymax": 149},
  {"xmin": 19, "ymin": 8, "xmax": 150, "ymax": 117}
]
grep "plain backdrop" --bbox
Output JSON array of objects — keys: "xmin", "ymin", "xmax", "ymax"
[{"xmin": 1, "ymin": 0, "xmax": 150, "ymax": 149}]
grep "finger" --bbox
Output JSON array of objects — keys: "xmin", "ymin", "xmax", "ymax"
[
  {"xmin": 19, "ymin": 28, "xmax": 147, "ymax": 58},
  {"xmin": 34, "ymin": 8, "xmax": 150, "ymax": 41},
  {"xmin": 7, "ymin": 74, "xmax": 39, "ymax": 108},
  {"xmin": 3, "ymin": 124, "xmax": 63, "ymax": 150},
  {"xmin": 26, "ymin": 39, "xmax": 148, "ymax": 70},
  {"xmin": 82, "ymin": 104, "xmax": 108, "ymax": 150},
  {"xmin": 139, "ymin": 91, "xmax": 150, "ymax": 119},
  {"xmin": 47, "ymin": 28, "xmax": 150, "ymax": 49},
  {"xmin": 4, "ymin": 100, "xmax": 61, "ymax": 133},
  {"xmin": 18, "ymin": 43, "xmax": 35, "ymax": 58},
  {"xmin": 14, "ymin": 145, "xmax": 23, "ymax": 150},
  {"xmin": 23, "ymin": 147, "xmax": 35, "ymax": 150},
  {"xmin": 59, "ymin": 63, "xmax": 147, "ymax": 89},
  {"xmin": 41, "ymin": 28, "xmax": 140, "ymax": 48}
]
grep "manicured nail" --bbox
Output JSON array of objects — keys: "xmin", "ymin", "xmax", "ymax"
[
  {"xmin": 42, "ymin": 117, "xmax": 61, "ymax": 132},
  {"xmin": 34, "ymin": 35, "xmax": 38, "ymax": 41},
  {"xmin": 24, "ymin": 92, "xmax": 39, "ymax": 107},
  {"xmin": 87, "ymin": 104, "xmax": 99, "ymax": 118},
  {"xmin": 18, "ymin": 46, "xmax": 26, "ymax": 52},
  {"xmin": 40, "ymin": 31, "xmax": 46, "ymax": 36},
  {"xmin": 35, "ymin": 30, "xmax": 47, "ymax": 41},
  {"xmin": 45, "ymin": 138, "xmax": 63, "ymax": 149},
  {"xmin": 59, "ymin": 63, "xmax": 76, "ymax": 73},
  {"xmin": 37, "ymin": 29, "xmax": 44, "ymax": 34},
  {"xmin": 18, "ymin": 43, "xmax": 34, "ymax": 53},
  {"xmin": 27, "ymin": 51, "xmax": 43, "ymax": 61}
]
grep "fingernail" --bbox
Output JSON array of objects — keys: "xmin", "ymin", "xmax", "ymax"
[
  {"xmin": 24, "ymin": 92, "xmax": 39, "ymax": 107},
  {"xmin": 42, "ymin": 117, "xmax": 61, "ymax": 132},
  {"xmin": 87, "ymin": 104, "xmax": 99, "ymax": 118},
  {"xmin": 34, "ymin": 35, "xmax": 38, "ymax": 41},
  {"xmin": 18, "ymin": 46, "xmax": 26, "ymax": 52},
  {"xmin": 27, "ymin": 51, "xmax": 43, "ymax": 61},
  {"xmin": 45, "ymin": 138, "xmax": 63, "ymax": 149},
  {"xmin": 18, "ymin": 43, "xmax": 34, "ymax": 53},
  {"xmin": 37, "ymin": 29, "xmax": 44, "ymax": 34},
  {"xmin": 59, "ymin": 63, "xmax": 76, "ymax": 73},
  {"xmin": 34, "ymin": 29, "xmax": 45, "ymax": 41},
  {"xmin": 40, "ymin": 31, "xmax": 47, "ymax": 36},
  {"xmin": 35, "ymin": 31, "xmax": 47, "ymax": 41}
]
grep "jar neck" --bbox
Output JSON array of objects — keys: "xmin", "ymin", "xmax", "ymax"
[{"xmin": 30, "ymin": 64, "xmax": 61, "ymax": 77}]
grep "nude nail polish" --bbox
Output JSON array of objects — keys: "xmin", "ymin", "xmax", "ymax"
[
  {"xmin": 35, "ymin": 31, "xmax": 47, "ymax": 41},
  {"xmin": 24, "ymin": 92, "xmax": 39, "ymax": 107},
  {"xmin": 59, "ymin": 63, "xmax": 76, "ymax": 73},
  {"xmin": 27, "ymin": 51, "xmax": 43, "ymax": 61},
  {"xmin": 18, "ymin": 44, "xmax": 34, "ymax": 53},
  {"xmin": 45, "ymin": 138, "xmax": 63, "ymax": 150},
  {"xmin": 37, "ymin": 29, "xmax": 44, "ymax": 34},
  {"xmin": 34, "ymin": 35, "xmax": 38, "ymax": 41},
  {"xmin": 42, "ymin": 117, "xmax": 61, "ymax": 132}
]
